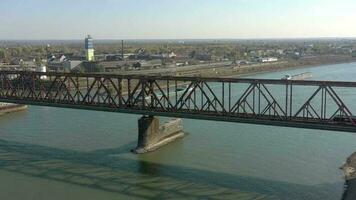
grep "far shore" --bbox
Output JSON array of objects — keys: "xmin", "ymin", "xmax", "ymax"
[
  {"xmin": 120, "ymin": 55, "xmax": 356, "ymax": 78},
  {"xmin": 229, "ymin": 56, "xmax": 356, "ymax": 78},
  {"xmin": 197, "ymin": 55, "xmax": 356, "ymax": 78},
  {"xmin": 341, "ymin": 152, "xmax": 356, "ymax": 200}
]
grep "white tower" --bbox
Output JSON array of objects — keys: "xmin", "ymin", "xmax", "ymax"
[{"xmin": 85, "ymin": 35, "xmax": 95, "ymax": 61}]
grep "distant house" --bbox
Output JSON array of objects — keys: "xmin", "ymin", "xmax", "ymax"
[
  {"xmin": 80, "ymin": 61, "xmax": 104, "ymax": 73},
  {"xmin": 136, "ymin": 53, "xmax": 151, "ymax": 60},
  {"xmin": 47, "ymin": 61, "xmax": 65, "ymax": 71},
  {"xmin": 47, "ymin": 54, "xmax": 56, "ymax": 62},
  {"xmin": 237, "ymin": 60, "xmax": 248, "ymax": 65},
  {"xmin": 195, "ymin": 52, "xmax": 211, "ymax": 61},
  {"xmin": 276, "ymin": 49, "xmax": 284, "ymax": 55},
  {"xmin": 352, "ymin": 50, "xmax": 356, "ymax": 57},
  {"xmin": 133, "ymin": 59, "xmax": 163, "ymax": 69},
  {"xmin": 175, "ymin": 61, "xmax": 189, "ymax": 67},
  {"xmin": 59, "ymin": 55, "xmax": 67, "ymax": 62},
  {"xmin": 123, "ymin": 53, "xmax": 135, "ymax": 59},
  {"xmin": 168, "ymin": 52, "xmax": 177, "ymax": 58},
  {"xmin": 133, "ymin": 48, "xmax": 151, "ymax": 60},
  {"xmin": 336, "ymin": 47, "xmax": 352, "ymax": 55},
  {"xmin": 151, "ymin": 54, "xmax": 164, "ymax": 60},
  {"xmin": 63, "ymin": 61, "xmax": 83, "ymax": 72},
  {"xmin": 144, "ymin": 59, "xmax": 162, "ymax": 68},
  {"xmin": 10, "ymin": 58, "xmax": 22, "ymax": 65},
  {"xmin": 128, "ymin": 54, "xmax": 136, "ymax": 60},
  {"xmin": 256, "ymin": 50, "xmax": 264, "ymax": 56},
  {"xmin": 258, "ymin": 57, "xmax": 278, "ymax": 63},
  {"xmin": 103, "ymin": 54, "xmax": 122, "ymax": 61},
  {"xmin": 135, "ymin": 48, "xmax": 145, "ymax": 55}
]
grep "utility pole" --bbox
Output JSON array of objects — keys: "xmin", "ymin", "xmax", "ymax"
[
  {"xmin": 121, "ymin": 40, "xmax": 124, "ymax": 61},
  {"xmin": 46, "ymin": 44, "xmax": 50, "ymax": 71}
]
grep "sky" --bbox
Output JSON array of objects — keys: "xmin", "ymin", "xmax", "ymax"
[{"xmin": 1, "ymin": 0, "xmax": 356, "ymax": 40}]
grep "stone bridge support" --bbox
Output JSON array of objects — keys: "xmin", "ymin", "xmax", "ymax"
[{"xmin": 132, "ymin": 116, "xmax": 185, "ymax": 154}]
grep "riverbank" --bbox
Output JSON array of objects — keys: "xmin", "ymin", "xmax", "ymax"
[
  {"xmin": 195, "ymin": 55, "xmax": 356, "ymax": 78},
  {"xmin": 121, "ymin": 55, "xmax": 356, "ymax": 78},
  {"xmin": 228, "ymin": 55, "xmax": 356, "ymax": 78},
  {"xmin": 111, "ymin": 55, "xmax": 356, "ymax": 94},
  {"xmin": 0, "ymin": 103, "xmax": 27, "ymax": 116},
  {"xmin": 341, "ymin": 153, "xmax": 356, "ymax": 200}
]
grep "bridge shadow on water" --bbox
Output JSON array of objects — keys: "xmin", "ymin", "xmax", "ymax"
[{"xmin": 0, "ymin": 139, "xmax": 342, "ymax": 200}]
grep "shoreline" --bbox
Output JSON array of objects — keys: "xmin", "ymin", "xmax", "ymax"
[
  {"xmin": 120, "ymin": 55, "xmax": 356, "ymax": 79},
  {"xmin": 228, "ymin": 58, "xmax": 356, "ymax": 78},
  {"xmin": 216, "ymin": 55, "xmax": 356, "ymax": 78},
  {"xmin": 341, "ymin": 152, "xmax": 356, "ymax": 200},
  {"xmin": 0, "ymin": 103, "xmax": 28, "ymax": 116}
]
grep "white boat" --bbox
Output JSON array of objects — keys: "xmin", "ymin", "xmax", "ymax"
[
  {"xmin": 178, "ymin": 85, "xmax": 194, "ymax": 92},
  {"xmin": 281, "ymin": 74, "xmax": 292, "ymax": 80},
  {"xmin": 281, "ymin": 72, "xmax": 312, "ymax": 80},
  {"xmin": 144, "ymin": 85, "xmax": 194, "ymax": 101}
]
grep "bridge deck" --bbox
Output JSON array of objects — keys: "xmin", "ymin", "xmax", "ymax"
[{"xmin": 1, "ymin": 71, "xmax": 356, "ymax": 132}]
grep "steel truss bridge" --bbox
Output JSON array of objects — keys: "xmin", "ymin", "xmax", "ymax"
[{"xmin": 1, "ymin": 71, "xmax": 356, "ymax": 132}]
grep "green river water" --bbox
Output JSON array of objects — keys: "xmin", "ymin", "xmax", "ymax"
[{"xmin": 1, "ymin": 63, "xmax": 356, "ymax": 200}]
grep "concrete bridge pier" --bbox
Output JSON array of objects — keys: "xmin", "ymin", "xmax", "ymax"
[{"xmin": 132, "ymin": 116, "xmax": 185, "ymax": 154}]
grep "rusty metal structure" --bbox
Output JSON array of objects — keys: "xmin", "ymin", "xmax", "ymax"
[{"xmin": 1, "ymin": 71, "xmax": 356, "ymax": 132}]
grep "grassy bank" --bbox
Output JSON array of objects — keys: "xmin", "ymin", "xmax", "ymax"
[
  {"xmin": 341, "ymin": 152, "xmax": 356, "ymax": 200},
  {"xmin": 188, "ymin": 55, "xmax": 356, "ymax": 78},
  {"xmin": 127, "ymin": 55, "xmax": 356, "ymax": 78}
]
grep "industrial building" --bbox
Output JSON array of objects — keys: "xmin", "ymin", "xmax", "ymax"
[{"xmin": 259, "ymin": 57, "xmax": 278, "ymax": 63}]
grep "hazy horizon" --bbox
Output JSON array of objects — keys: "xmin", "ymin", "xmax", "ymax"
[
  {"xmin": 1, "ymin": 0, "xmax": 356, "ymax": 40},
  {"xmin": 2, "ymin": 37, "xmax": 356, "ymax": 41}
]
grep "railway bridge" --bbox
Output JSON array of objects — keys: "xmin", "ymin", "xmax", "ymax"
[{"xmin": 1, "ymin": 71, "xmax": 356, "ymax": 152}]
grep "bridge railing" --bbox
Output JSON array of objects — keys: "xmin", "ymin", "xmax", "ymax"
[{"xmin": 1, "ymin": 71, "xmax": 356, "ymax": 131}]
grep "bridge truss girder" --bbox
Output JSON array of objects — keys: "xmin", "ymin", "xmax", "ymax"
[{"xmin": 0, "ymin": 71, "xmax": 355, "ymax": 132}]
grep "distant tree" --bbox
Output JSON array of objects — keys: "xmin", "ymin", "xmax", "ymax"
[
  {"xmin": 133, "ymin": 62, "xmax": 141, "ymax": 69},
  {"xmin": 189, "ymin": 50, "xmax": 196, "ymax": 59},
  {"xmin": 0, "ymin": 49, "xmax": 5, "ymax": 60},
  {"xmin": 94, "ymin": 64, "xmax": 104, "ymax": 72},
  {"xmin": 19, "ymin": 59, "xmax": 26, "ymax": 69},
  {"xmin": 34, "ymin": 56, "xmax": 42, "ymax": 67}
]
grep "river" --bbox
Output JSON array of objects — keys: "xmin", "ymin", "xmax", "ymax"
[{"xmin": 1, "ymin": 62, "xmax": 356, "ymax": 200}]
